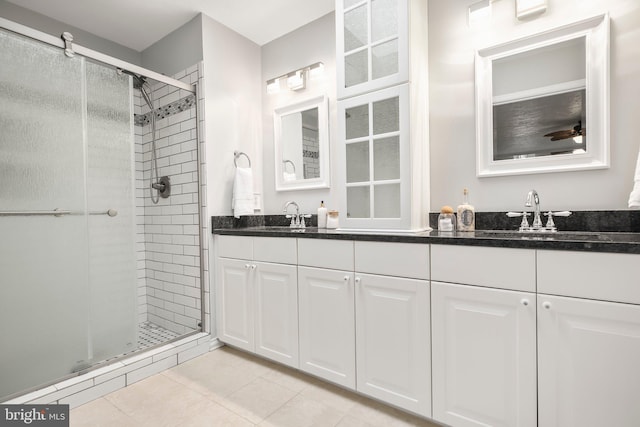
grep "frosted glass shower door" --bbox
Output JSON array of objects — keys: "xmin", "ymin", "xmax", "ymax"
[
  {"xmin": 0, "ymin": 29, "xmax": 90, "ymax": 398},
  {"xmin": 85, "ymin": 61, "xmax": 137, "ymax": 364}
]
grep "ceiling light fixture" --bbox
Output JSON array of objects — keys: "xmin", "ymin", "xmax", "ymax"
[{"xmin": 265, "ymin": 62, "xmax": 324, "ymax": 94}]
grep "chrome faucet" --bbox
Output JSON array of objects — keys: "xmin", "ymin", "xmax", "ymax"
[
  {"xmin": 283, "ymin": 201, "xmax": 301, "ymax": 228},
  {"xmin": 506, "ymin": 189, "xmax": 573, "ymax": 232},
  {"xmin": 525, "ymin": 189, "xmax": 543, "ymax": 229}
]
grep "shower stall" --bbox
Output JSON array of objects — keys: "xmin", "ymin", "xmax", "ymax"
[{"xmin": 0, "ymin": 19, "xmax": 205, "ymax": 401}]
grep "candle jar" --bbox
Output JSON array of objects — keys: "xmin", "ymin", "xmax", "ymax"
[{"xmin": 326, "ymin": 210, "xmax": 339, "ymax": 229}]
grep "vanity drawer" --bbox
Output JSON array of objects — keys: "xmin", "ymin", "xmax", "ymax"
[
  {"xmin": 254, "ymin": 237, "xmax": 297, "ymax": 264},
  {"xmin": 217, "ymin": 235, "xmax": 253, "ymax": 259},
  {"xmin": 538, "ymin": 250, "xmax": 640, "ymax": 304},
  {"xmin": 298, "ymin": 239, "xmax": 354, "ymax": 271},
  {"xmin": 355, "ymin": 241, "xmax": 429, "ymax": 279},
  {"xmin": 431, "ymin": 245, "xmax": 535, "ymax": 292}
]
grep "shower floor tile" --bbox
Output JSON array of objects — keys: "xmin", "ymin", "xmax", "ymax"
[{"xmin": 137, "ymin": 322, "xmax": 181, "ymax": 349}]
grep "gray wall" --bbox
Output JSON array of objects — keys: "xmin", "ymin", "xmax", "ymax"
[
  {"xmin": 0, "ymin": 0, "xmax": 141, "ymax": 65},
  {"xmin": 201, "ymin": 13, "xmax": 262, "ymax": 216},
  {"xmin": 428, "ymin": 0, "xmax": 640, "ymax": 211},
  {"xmin": 261, "ymin": 12, "xmax": 336, "ymax": 215},
  {"xmin": 141, "ymin": 14, "xmax": 203, "ymax": 77}
]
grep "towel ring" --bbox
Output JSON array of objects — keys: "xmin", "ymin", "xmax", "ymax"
[
  {"xmin": 234, "ymin": 151, "xmax": 251, "ymax": 167},
  {"xmin": 283, "ymin": 160, "xmax": 296, "ymax": 173}
]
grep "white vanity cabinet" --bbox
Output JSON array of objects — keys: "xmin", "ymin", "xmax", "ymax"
[
  {"xmin": 430, "ymin": 245, "xmax": 537, "ymax": 427},
  {"xmin": 431, "ymin": 282, "xmax": 537, "ymax": 427},
  {"xmin": 297, "ymin": 238, "xmax": 356, "ymax": 388},
  {"xmin": 216, "ymin": 235, "xmax": 299, "ymax": 368},
  {"xmin": 354, "ymin": 241, "xmax": 431, "ymax": 417},
  {"xmin": 298, "ymin": 266, "xmax": 356, "ymax": 388},
  {"xmin": 537, "ymin": 250, "xmax": 640, "ymax": 427}
]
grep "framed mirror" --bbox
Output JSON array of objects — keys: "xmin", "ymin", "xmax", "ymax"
[
  {"xmin": 274, "ymin": 95, "xmax": 330, "ymax": 191},
  {"xmin": 475, "ymin": 14, "xmax": 609, "ymax": 177}
]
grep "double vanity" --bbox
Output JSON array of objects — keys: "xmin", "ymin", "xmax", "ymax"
[{"xmin": 213, "ymin": 225, "xmax": 640, "ymax": 427}]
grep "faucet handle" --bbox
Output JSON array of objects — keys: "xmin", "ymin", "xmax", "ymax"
[
  {"xmin": 543, "ymin": 211, "xmax": 572, "ymax": 230},
  {"xmin": 507, "ymin": 212, "xmax": 531, "ymax": 230},
  {"xmin": 545, "ymin": 211, "xmax": 572, "ymax": 217},
  {"xmin": 286, "ymin": 214, "xmax": 298, "ymax": 227}
]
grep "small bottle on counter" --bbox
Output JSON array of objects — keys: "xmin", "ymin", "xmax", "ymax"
[
  {"xmin": 317, "ymin": 201, "xmax": 327, "ymax": 228},
  {"xmin": 457, "ymin": 188, "xmax": 475, "ymax": 232},
  {"xmin": 438, "ymin": 205, "xmax": 456, "ymax": 232},
  {"xmin": 326, "ymin": 210, "xmax": 339, "ymax": 229}
]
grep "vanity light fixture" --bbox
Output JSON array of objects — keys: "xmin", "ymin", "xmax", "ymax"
[
  {"xmin": 309, "ymin": 62, "xmax": 325, "ymax": 78},
  {"xmin": 287, "ymin": 70, "xmax": 306, "ymax": 90},
  {"xmin": 266, "ymin": 78, "xmax": 280, "ymax": 94},
  {"xmin": 468, "ymin": 0, "xmax": 492, "ymax": 28},
  {"xmin": 516, "ymin": 0, "xmax": 547, "ymax": 20},
  {"xmin": 265, "ymin": 62, "xmax": 324, "ymax": 94}
]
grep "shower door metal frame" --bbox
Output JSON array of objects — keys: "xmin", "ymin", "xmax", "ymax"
[{"xmin": 0, "ymin": 17, "xmax": 193, "ymax": 92}]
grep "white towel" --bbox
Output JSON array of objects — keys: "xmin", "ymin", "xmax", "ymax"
[
  {"xmin": 628, "ymin": 149, "xmax": 640, "ymax": 209},
  {"xmin": 283, "ymin": 172, "xmax": 297, "ymax": 182},
  {"xmin": 232, "ymin": 167, "xmax": 254, "ymax": 218}
]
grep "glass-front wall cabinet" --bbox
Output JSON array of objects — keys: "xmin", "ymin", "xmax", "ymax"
[
  {"xmin": 336, "ymin": 0, "xmax": 427, "ymax": 230},
  {"xmin": 338, "ymin": 85, "xmax": 410, "ymax": 229},
  {"xmin": 336, "ymin": 0, "xmax": 408, "ymax": 99}
]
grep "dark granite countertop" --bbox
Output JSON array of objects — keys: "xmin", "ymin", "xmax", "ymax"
[{"xmin": 212, "ymin": 226, "xmax": 640, "ymax": 255}]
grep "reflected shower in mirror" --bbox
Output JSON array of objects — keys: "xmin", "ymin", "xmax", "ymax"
[
  {"xmin": 475, "ymin": 14, "xmax": 609, "ymax": 177},
  {"xmin": 274, "ymin": 95, "xmax": 330, "ymax": 191}
]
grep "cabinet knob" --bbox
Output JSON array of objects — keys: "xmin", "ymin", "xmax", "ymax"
[
  {"xmin": 343, "ymin": 275, "xmax": 350, "ymax": 282},
  {"xmin": 542, "ymin": 301, "xmax": 552, "ymax": 310},
  {"xmin": 251, "ymin": 264, "xmax": 257, "ymax": 270},
  {"xmin": 355, "ymin": 277, "xmax": 361, "ymax": 284},
  {"xmin": 521, "ymin": 299, "xmax": 529, "ymax": 306},
  {"xmin": 245, "ymin": 263, "xmax": 250, "ymax": 269}
]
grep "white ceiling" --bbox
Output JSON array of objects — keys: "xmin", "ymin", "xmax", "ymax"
[{"xmin": 6, "ymin": 0, "xmax": 335, "ymax": 50}]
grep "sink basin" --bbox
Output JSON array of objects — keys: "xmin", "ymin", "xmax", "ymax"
[{"xmin": 473, "ymin": 230, "xmax": 613, "ymax": 242}]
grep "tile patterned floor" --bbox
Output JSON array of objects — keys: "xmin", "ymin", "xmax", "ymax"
[
  {"xmin": 70, "ymin": 346, "xmax": 442, "ymax": 427},
  {"xmin": 137, "ymin": 322, "xmax": 182, "ymax": 349}
]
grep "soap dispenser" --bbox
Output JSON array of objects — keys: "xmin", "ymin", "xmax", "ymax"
[
  {"xmin": 456, "ymin": 188, "xmax": 475, "ymax": 232},
  {"xmin": 317, "ymin": 201, "xmax": 327, "ymax": 228}
]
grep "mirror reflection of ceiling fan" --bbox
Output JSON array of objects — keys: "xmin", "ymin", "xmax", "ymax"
[{"xmin": 544, "ymin": 120, "xmax": 584, "ymax": 141}]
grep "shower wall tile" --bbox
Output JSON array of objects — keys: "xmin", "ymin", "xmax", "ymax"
[{"xmin": 135, "ymin": 63, "xmax": 206, "ymax": 336}]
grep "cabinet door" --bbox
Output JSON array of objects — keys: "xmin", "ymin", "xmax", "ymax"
[
  {"xmin": 217, "ymin": 257, "xmax": 254, "ymax": 352},
  {"xmin": 298, "ymin": 267, "xmax": 356, "ymax": 388},
  {"xmin": 337, "ymin": 84, "xmax": 411, "ymax": 230},
  {"xmin": 355, "ymin": 273, "xmax": 430, "ymax": 416},
  {"xmin": 336, "ymin": 0, "xmax": 409, "ymax": 99},
  {"xmin": 538, "ymin": 295, "xmax": 640, "ymax": 427},
  {"xmin": 431, "ymin": 282, "xmax": 537, "ymax": 427},
  {"xmin": 254, "ymin": 262, "xmax": 299, "ymax": 368}
]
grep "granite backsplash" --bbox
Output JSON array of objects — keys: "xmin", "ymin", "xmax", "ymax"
[{"xmin": 212, "ymin": 211, "xmax": 640, "ymax": 233}]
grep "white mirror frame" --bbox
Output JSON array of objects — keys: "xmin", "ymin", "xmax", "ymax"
[
  {"xmin": 274, "ymin": 95, "xmax": 330, "ymax": 191},
  {"xmin": 475, "ymin": 14, "xmax": 609, "ymax": 177}
]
